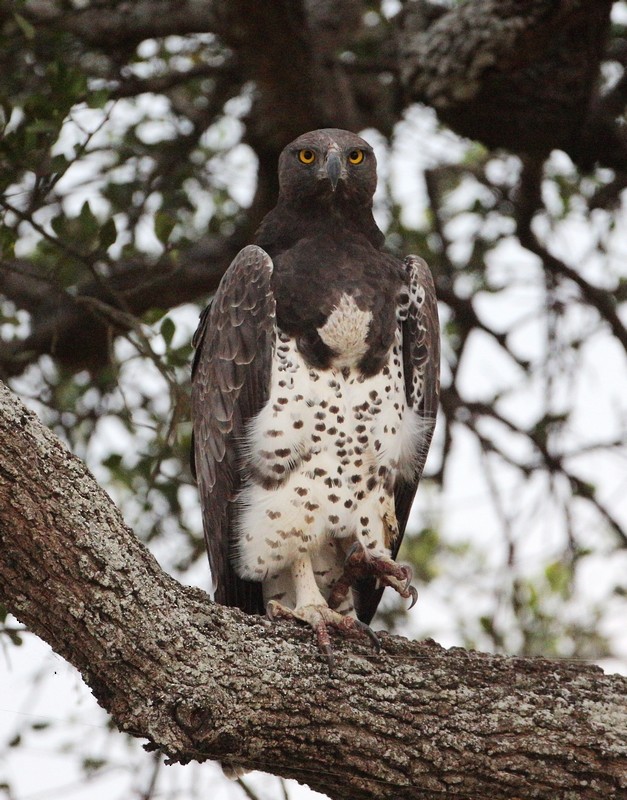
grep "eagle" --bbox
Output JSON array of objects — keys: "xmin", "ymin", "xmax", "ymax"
[{"xmin": 191, "ymin": 129, "xmax": 439, "ymax": 665}]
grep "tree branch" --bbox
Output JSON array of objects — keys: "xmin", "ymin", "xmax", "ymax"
[
  {"xmin": 516, "ymin": 216, "xmax": 627, "ymax": 356},
  {"xmin": 0, "ymin": 231, "xmax": 245, "ymax": 377},
  {"xmin": 0, "ymin": 381, "xmax": 625, "ymax": 799},
  {"xmin": 14, "ymin": 0, "xmax": 228, "ymax": 46},
  {"xmin": 399, "ymin": 0, "xmax": 618, "ymax": 168},
  {"xmin": 1, "ymin": 0, "xmax": 395, "ymax": 379}
]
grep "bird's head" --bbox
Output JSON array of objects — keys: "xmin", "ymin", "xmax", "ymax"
[{"xmin": 278, "ymin": 129, "xmax": 377, "ymax": 207}]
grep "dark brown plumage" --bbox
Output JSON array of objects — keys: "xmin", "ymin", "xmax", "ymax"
[{"xmin": 191, "ymin": 129, "xmax": 439, "ymax": 659}]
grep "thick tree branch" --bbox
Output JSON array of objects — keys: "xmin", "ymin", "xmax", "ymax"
[
  {"xmin": 399, "ymin": 0, "xmax": 618, "ymax": 169},
  {"xmin": 0, "ymin": 381, "xmax": 625, "ymax": 800},
  {"xmin": 0, "ymin": 232, "xmax": 245, "ymax": 376},
  {"xmin": 13, "ymin": 0, "xmax": 227, "ymax": 46}
]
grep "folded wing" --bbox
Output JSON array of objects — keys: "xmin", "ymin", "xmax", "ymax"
[
  {"xmin": 354, "ymin": 254, "xmax": 440, "ymax": 624},
  {"xmin": 191, "ymin": 245, "xmax": 276, "ymax": 614}
]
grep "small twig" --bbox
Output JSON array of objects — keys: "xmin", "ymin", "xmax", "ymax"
[
  {"xmin": 237, "ymin": 777, "xmax": 264, "ymax": 800},
  {"xmin": 516, "ymin": 212, "xmax": 627, "ymax": 355},
  {"xmin": 139, "ymin": 751, "xmax": 162, "ymax": 800}
]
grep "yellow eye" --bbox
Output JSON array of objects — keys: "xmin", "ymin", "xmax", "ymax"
[
  {"xmin": 348, "ymin": 149, "xmax": 365, "ymax": 165},
  {"xmin": 298, "ymin": 149, "xmax": 316, "ymax": 164}
]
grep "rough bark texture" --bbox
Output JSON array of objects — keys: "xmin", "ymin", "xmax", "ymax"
[
  {"xmin": 0, "ymin": 381, "xmax": 625, "ymax": 799},
  {"xmin": 400, "ymin": 0, "xmax": 615, "ymax": 162}
]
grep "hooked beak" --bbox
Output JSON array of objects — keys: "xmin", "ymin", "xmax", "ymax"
[{"xmin": 325, "ymin": 152, "xmax": 342, "ymax": 192}]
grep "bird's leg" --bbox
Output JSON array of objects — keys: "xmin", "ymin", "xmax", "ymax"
[
  {"xmin": 266, "ymin": 553, "xmax": 380, "ymax": 673},
  {"xmin": 328, "ymin": 542, "xmax": 418, "ymax": 610},
  {"xmin": 326, "ymin": 569, "xmax": 354, "ymax": 611}
]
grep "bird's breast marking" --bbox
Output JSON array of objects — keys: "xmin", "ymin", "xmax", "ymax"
[
  {"xmin": 234, "ymin": 328, "xmax": 428, "ymax": 584},
  {"xmin": 317, "ymin": 293, "xmax": 372, "ymax": 368}
]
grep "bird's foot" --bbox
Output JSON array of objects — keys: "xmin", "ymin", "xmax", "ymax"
[
  {"xmin": 328, "ymin": 543, "xmax": 418, "ymax": 610},
  {"xmin": 266, "ymin": 599, "xmax": 380, "ymax": 674}
]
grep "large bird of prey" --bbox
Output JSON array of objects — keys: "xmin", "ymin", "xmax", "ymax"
[{"xmin": 191, "ymin": 129, "xmax": 439, "ymax": 664}]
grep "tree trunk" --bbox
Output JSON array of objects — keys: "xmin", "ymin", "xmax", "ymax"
[{"xmin": 0, "ymin": 381, "xmax": 625, "ymax": 800}]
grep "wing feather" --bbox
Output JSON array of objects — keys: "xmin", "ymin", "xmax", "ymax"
[
  {"xmin": 394, "ymin": 254, "xmax": 440, "ymax": 541},
  {"xmin": 191, "ymin": 245, "xmax": 276, "ymax": 614},
  {"xmin": 355, "ymin": 254, "xmax": 440, "ymax": 624}
]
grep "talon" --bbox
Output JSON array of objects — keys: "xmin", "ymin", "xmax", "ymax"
[
  {"xmin": 266, "ymin": 599, "xmax": 379, "ymax": 674},
  {"xmin": 345, "ymin": 541, "xmax": 362, "ymax": 561},
  {"xmin": 266, "ymin": 600, "xmax": 280, "ymax": 621},
  {"xmin": 355, "ymin": 619, "xmax": 381, "ymax": 652},
  {"xmin": 310, "ymin": 614, "xmax": 336, "ymax": 673},
  {"xmin": 320, "ymin": 641, "xmax": 336, "ymax": 675},
  {"xmin": 334, "ymin": 546, "xmax": 418, "ymax": 609}
]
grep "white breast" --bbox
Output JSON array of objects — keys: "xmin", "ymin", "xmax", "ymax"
[
  {"xmin": 317, "ymin": 293, "xmax": 372, "ymax": 368},
  {"xmin": 233, "ymin": 326, "xmax": 429, "ymax": 587}
]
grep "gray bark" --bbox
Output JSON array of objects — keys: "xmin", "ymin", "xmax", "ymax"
[
  {"xmin": 399, "ymin": 0, "xmax": 615, "ymax": 161},
  {"xmin": 0, "ymin": 380, "xmax": 625, "ymax": 799}
]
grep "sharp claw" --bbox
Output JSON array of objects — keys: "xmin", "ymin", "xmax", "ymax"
[
  {"xmin": 267, "ymin": 599, "xmax": 381, "ymax": 675},
  {"xmin": 323, "ymin": 645, "xmax": 335, "ymax": 676},
  {"xmin": 408, "ymin": 585, "xmax": 418, "ymax": 610},
  {"xmin": 355, "ymin": 620, "xmax": 381, "ymax": 652},
  {"xmin": 313, "ymin": 621, "xmax": 336, "ymax": 676},
  {"xmin": 345, "ymin": 541, "xmax": 362, "ymax": 561}
]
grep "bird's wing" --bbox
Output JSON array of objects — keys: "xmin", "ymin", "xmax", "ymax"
[
  {"xmin": 191, "ymin": 245, "xmax": 276, "ymax": 614},
  {"xmin": 393, "ymin": 254, "xmax": 440, "ymax": 543},
  {"xmin": 355, "ymin": 254, "xmax": 440, "ymax": 624}
]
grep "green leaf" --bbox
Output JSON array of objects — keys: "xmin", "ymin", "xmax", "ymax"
[
  {"xmin": 8, "ymin": 629, "xmax": 23, "ymax": 646},
  {"xmin": 99, "ymin": 217, "xmax": 117, "ymax": 250},
  {"xmin": 161, "ymin": 316, "xmax": 176, "ymax": 346},
  {"xmin": 142, "ymin": 307, "xmax": 167, "ymax": 325},
  {"xmin": 545, "ymin": 561, "xmax": 571, "ymax": 598},
  {"xmin": 479, "ymin": 615, "xmax": 497, "ymax": 636},
  {"xmin": 79, "ymin": 201, "xmax": 99, "ymax": 237},
  {"xmin": 55, "ymin": 257, "xmax": 84, "ymax": 289},
  {"xmin": 154, "ymin": 211, "xmax": 176, "ymax": 245},
  {"xmin": 0, "ymin": 225, "xmax": 16, "ymax": 259},
  {"xmin": 82, "ymin": 757, "xmax": 107, "ymax": 774},
  {"xmin": 50, "ymin": 213, "xmax": 66, "ymax": 239},
  {"xmin": 87, "ymin": 89, "xmax": 110, "ymax": 109},
  {"xmin": 103, "ymin": 453, "xmax": 123, "ymax": 471},
  {"xmin": 13, "ymin": 13, "xmax": 36, "ymax": 40}
]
